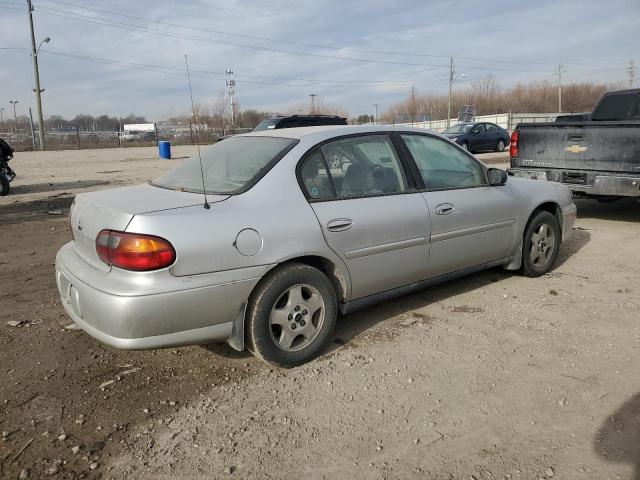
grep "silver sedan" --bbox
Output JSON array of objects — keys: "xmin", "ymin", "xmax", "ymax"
[{"xmin": 56, "ymin": 126, "xmax": 577, "ymax": 367}]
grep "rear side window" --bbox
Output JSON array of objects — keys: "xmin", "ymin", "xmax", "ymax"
[
  {"xmin": 299, "ymin": 135, "xmax": 407, "ymax": 200},
  {"xmin": 485, "ymin": 123, "xmax": 497, "ymax": 131},
  {"xmin": 591, "ymin": 93, "xmax": 640, "ymax": 121},
  {"xmin": 400, "ymin": 134, "xmax": 486, "ymax": 190},
  {"xmin": 300, "ymin": 150, "xmax": 335, "ymax": 199}
]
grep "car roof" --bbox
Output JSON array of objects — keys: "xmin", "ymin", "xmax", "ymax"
[{"xmin": 238, "ymin": 124, "xmax": 438, "ymax": 142}]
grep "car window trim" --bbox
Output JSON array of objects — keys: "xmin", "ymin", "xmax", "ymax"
[
  {"xmin": 396, "ymin": 131, "xmax": 490, "ymax": 192},
  {"xmin": 295, "ymin": 131, "xmax": 419, "ymax": 203}
]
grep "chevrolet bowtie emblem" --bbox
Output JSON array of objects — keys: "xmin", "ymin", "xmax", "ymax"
[{"xmin": 565, "ymin": 145, "xmax": 588, "ymax": 154}]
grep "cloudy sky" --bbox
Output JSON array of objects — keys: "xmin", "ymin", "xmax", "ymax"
[{"xmin": 0, "ymin": 0, "xmax": 637, "ymax": 120}]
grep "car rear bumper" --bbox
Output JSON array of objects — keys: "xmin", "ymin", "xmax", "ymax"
[
  {"xmin": 508, "ymin": 168, "xmax": 640, "ymax": 197},
  {"xmin": 55, "ymin": 243, "xmax": 266, "ymax": 349}
]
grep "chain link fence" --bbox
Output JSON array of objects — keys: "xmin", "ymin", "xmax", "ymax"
[{"xmin": 1, "ymin": 125, "xmax": 252, "ymax": 152}]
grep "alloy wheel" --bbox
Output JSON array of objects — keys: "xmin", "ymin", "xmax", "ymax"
[
  {"xmin": 529, "ymin": 223, "xmax": 555, "ymax": 267},
  {"xmin": 269, "ymin": 284, "xmax": 325, "ymax": 352}
]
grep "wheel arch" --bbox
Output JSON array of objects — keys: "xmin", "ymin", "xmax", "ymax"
[
  {"xmin": 268, "ymin": 255, "xmax": 349, "ymax": 303},
  {"xmin": 504, "ymin": 200, "xmax": 562, "ymax": 272}
]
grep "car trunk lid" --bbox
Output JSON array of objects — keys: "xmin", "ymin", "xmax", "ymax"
[{"xmin": 70, "ymin": 184, "xmax": 228, "ymax": 270}]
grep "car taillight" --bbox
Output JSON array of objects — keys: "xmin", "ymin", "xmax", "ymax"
[
  {"xmin": 509, "ymin": 130, "xmax": 519, "ymax": 158},
  {"xmin": 95, "ymin": 230, "xmax": 175, "ymax": 271}
]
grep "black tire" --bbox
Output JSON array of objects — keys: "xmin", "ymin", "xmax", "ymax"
[
  {"xmin": 246, "ymin": 263, "xmax": 337, "ymax": 368},
  {"xmin": 495, "ymin": 139, "xmax": 506, "ymax": 152},
  {"xmin": 521, "ymin": 210, "xmax": 561, "ymax": 277},
  {"xmin": 461, "ymin": 141, "xmax": 470, "ymax": 152},
  {"xmin": 0, "ymin": 175, "xmax": 9, "ymax": 196}
]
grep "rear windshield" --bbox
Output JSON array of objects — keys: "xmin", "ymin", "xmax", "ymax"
[
  {"xmin": 152, "ymin": 136, "xmax": 297, "ymax": 194},
  {"xmin": 591, "ymin": 93, "xmax": 640, "ymax": 121},
  {"xmin": 253, "ymin": 118, "xmax": 281, "ymax": 131},
  {"xmin": 443, "ymin": 124, "xmax": 472, "ymax": 134}
]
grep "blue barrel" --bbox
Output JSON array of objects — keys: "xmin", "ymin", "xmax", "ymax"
[{"xmin": 158, "ymin": 141, "xmax": 171, "ymax": 159}]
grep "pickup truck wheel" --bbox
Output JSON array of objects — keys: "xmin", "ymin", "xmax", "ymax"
[
  {"xmin": 495, "ymin": 139, "xmax": 505, "ymax": 152},
  {"xmin": 246, "ymin": 263, "xmax": 337, "ymax": 368},
  {"xmin": 521, "ymin": 210, "xmax": 561, "ymax": 277}
]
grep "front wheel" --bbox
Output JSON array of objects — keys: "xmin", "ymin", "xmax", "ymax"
[
  {"xmin": 521, "ymin": 210, "xmax": 561, "ymax": 277},
  {"xmin": 0, "ymin": 174, "xmax": 9, "ymax": 196},
  {"xmin": 246, "ymin": 263, "xmax": 337, "ymax": 368},
  {"xmin": 461, "ymin": 141, "xmax": 470, "ymax": 152},
  {"xmin": 496, "ymin": 139, "xmax": 506, "ymax": 152}
]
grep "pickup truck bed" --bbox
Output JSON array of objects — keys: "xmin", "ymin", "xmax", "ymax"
[{"xmin": 508, "ymin": 89, "xmax": 640, "ymax": 198}]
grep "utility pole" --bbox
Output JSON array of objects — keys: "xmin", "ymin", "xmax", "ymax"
[
  {"xmin": 628, "ymin": 60, "xmax": 636, "ymax": 88},
  {"xmin": 373, "ymin": 103, "xmax": 379, "ymax": 125},
  {"xmin": 27, "ymin": 0, "xmax": 46, "ymax": 150},
  {"xmin": 225, "ymin": 69, "xmax": 236, "ymax": 127},
  {"xmin": 447, "ymin": 56, "xmax": 454, "ymax": 129},
  {"xmin": 309, "ymin": 94, "xmax": 317, "ymax": 114},
  {"xmin": 0, "ymin": 107, "xmax": 4, "ymax": 123},
  {"xmin": 555, "ymin": 63, "xmax": 565, "ymax": 113},
  {"xmin": 9, "ymin": 100, "xmax": 19, "ymax": 134}
]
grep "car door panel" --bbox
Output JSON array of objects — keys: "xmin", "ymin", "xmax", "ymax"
[
  {"xmin": 311, "ymin": 194, "xmax": 430, "ymax": 300},
  {"xmin": 399, "ymin": 133, "xmax": 518, "ymax": 279},
  {"xmin": 424, "ymin": 187, "xmax": 517, "ymax": 277}
]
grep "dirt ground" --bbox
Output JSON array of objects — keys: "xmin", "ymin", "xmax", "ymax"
[{"xmin": 1, "ymin": 147, "xmax": 639, "ymax": 479}]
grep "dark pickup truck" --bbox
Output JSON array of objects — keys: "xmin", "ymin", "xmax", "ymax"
[{"xmin": 508, "ymin": 89, "xmax": 640, "ymax": 199}]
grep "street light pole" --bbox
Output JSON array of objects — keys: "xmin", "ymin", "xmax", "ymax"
[
  {"xmin": 10, "ymin": 100, "xmax": 19, "ymax": 134},
  {"xmin": 26, "ymin": 0, "xmax": 46, "ymax": 150}
]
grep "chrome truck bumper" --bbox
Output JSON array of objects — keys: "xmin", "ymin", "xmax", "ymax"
[{"xmin": 508, "ymin": 168, "xmax": 640, "ymax": 197}]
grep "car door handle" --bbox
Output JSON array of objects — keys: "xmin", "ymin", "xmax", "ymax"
[
  {"xmin": 327, "ymin": 218, "xmax": 353, "ymax": 232},
  {"xmin": 434, "ymin": 203, "xmax": 455, "ymax": 215}
]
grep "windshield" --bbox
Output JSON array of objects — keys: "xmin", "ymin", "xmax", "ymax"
[
  {"xmin": 443, "ymin": 124, "xmax": 472, "ymax": 134},
  {"xmin": 152, "ymin": 136, "xmax": 297, "ymax": 194},
  {"xmin": 252, "ymin": 118, "xmax": 281, "ymax": 131}
]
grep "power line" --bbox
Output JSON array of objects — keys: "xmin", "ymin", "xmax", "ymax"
[
  {"xmin": 34, "ymin": 6, "xmax": 453, "ymax": 69},
  {"xmin": 36, "ymin": 0, "xmax": 631, "ymax": 69},
  {"xmin": 32, "ymin": 4, "xmax": 565, "ymax": 73},
  {"xmin": 37, "ymin": 49, "xmax": 415, "ymax": 89}
]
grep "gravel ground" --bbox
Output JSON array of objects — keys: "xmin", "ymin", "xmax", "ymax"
[{"xmin": 1, "ymin": 147, "xmax": 639, "ymax": 479}]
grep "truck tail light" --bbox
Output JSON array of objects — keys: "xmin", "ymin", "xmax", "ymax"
[
  {"xmin": 95, "ymin": 230, "xmax": 175, "ymax": 271},
  {"xmin": 509, "ymin": 130, "xmax": 519, "ymax": 158}
]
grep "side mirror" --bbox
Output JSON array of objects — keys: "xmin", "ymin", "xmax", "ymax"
[{"xmin": 488, "ymin": 168, "xmax": 507, "ymax": 186}]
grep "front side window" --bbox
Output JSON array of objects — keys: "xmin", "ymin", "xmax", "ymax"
[
  {"xmin": 471, "ymin": 124, "xmax": 485, "ymax": 134},
  {"xmin": 321, "ymin": 135, "xmax": 406, "ymax": 198},
  {"xmin": 153, "ymin": 136, "xmax": 296, "ymax": 194},
  {"xmin": 401, "ymin": 134, "xmax": 486, "ymax": 190}
]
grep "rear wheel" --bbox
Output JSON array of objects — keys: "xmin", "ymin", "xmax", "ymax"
[
  {"xmin": 495, "ymin": 139, "xmax": 506, "ymax": 152},
  {"xmin": 0, "ymin": 174, "xmax": 9, "ymax": 196},
  {"xmin": 521, "ymin": 210, "xmax": 561, "ymax": 277},
  {"xmin": 246, "ymin": 263, "xmax": 337, "ymax": 368}
]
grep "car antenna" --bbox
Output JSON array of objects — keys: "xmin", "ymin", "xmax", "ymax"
[{"xmin": 184, "ymin": 54, "xmax": 210, "ymax": 210}]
